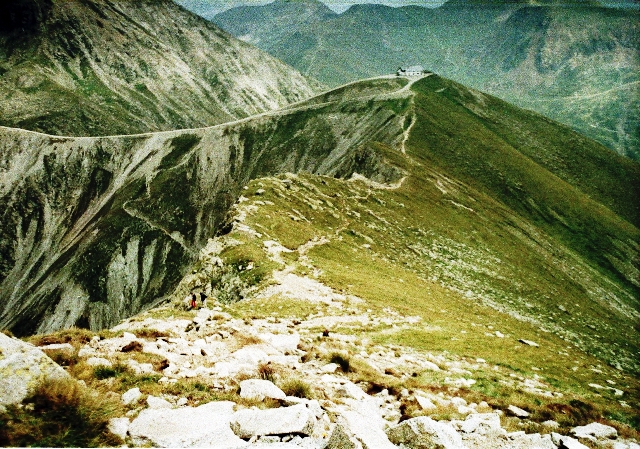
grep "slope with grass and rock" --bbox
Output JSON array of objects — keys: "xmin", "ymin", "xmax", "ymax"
[
  {"xmin": 211, "ymin": 0, "xmax": 640, "ymax": 160},
  {"xmin": 1, "ymin": 283, "xmax": 638, "ymax": 447},
  {"xmin": 1, "ymin": 72, "xmax": 639, "ymax": 446},
  {"xmin": 0, "ymin": 0, "xmax": 320, "ymax": 137}
]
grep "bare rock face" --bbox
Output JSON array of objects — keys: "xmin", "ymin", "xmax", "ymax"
[{"xmin": 0, "ymin": 332, "xmax": 69, "ymax": 406}]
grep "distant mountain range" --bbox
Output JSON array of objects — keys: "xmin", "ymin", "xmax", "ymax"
[
  {"xmin": 211, "ymin": 0, "xmax": 640, "ymax": 160},
  {"xmin": 0, "ymin": 0, "xmax": 320, "ymax": 137}
]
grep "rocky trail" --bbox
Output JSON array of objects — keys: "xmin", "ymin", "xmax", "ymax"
[{"xmin": 2, "ymin": 273, "xmax": 638, "ymax": 448}]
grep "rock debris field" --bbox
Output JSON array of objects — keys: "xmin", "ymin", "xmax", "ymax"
[{"xmin": 2, "ymin": 293, "xmax": 638, "ymax": 448}]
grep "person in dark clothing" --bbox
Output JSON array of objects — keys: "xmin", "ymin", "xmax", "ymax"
[{"xmin": 199, "ymin": 291, "xmax": 207, "ymax": 308}]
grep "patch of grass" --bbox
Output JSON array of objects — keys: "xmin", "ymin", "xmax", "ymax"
[
  {"xmin": 232, "ymin": 332, "xmax": 263, "ymax": 350},
  {"xmin": 134, "ymin": 328, "xmax": 168, "ymax": 340},
  {"xmin": 26, "ymin": 327, "xmax": 95, "ymax": 348},
  {"xmin": 93, "ymin": 364, "xmax": 128, "ymax": 380},
  {"xmin": 328, "ymin": 352, "xmax": 351, "ymax": 373},
  {"xmin": 46, "ymin": 349, "xmax": 80, "ymax": 368},
  {"xmin": 257, "ymin": 363, "xmax": 277, "ymax": 383},
  {"xmin": 158, "ymin": 134, "xmax": 201, "ymax": 170},
  {"xmin": 0, "ymin": 378, "xmax": 122, "ymax": 447},
  {"xmin": 229, "ymin": 296, "xmax": 321, "ymax": 321},
  {"xmin": 279, "ymin": 377, "xmax": 314, "ymax": 399}
]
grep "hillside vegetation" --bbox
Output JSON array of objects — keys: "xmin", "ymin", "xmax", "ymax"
[
  {"xmin": 0, "ymin": 77, "xmax": 408, "ymax": 336},
  {"xmin": 212, "ymin": 0, "xmax": 640, "ymax": 160},
  {"xmin": 2, "ymin": 71, "xmax": 638, "ymax": 374},
  {"xmin": 0, "ymin": 0, "xmax": 319, "ymax": 137}
]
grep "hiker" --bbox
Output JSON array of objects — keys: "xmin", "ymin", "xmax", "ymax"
[
  {"xmin": 190, "ymin": 292, "xmax": 197, "ymax": 309},
  {"xmin": 199, "ymin": 291, "xmax": 207, "ymax": 308}
]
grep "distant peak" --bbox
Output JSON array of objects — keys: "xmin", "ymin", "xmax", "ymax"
[{"xmin": 271, "ymin": 0, "xmax": 335, "ymax": 11}]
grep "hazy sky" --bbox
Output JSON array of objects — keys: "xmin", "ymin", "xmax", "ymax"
[{"xmin": 177, "ymin": 0, "xmax": 447, "ymax": 18}]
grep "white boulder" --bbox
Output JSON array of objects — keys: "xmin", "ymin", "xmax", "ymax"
[
  {"xmin": 556, "ymin": 434, "xmax": 590, "ymax": 449},
  {"xmin": 127, "ymin": 359, "xmax": 155, "ymax": 375},
  {"xmin": 571, "ymin": 422, "xmax": 618, "ymax": 441},
  {"xmin": 325, "ymin": 422, "xmax": 362, "ymax": 449},
  {"xmin": 387, "ymin": 416, "xmax": 467, "ymax": 449},
  {"xmin": 229, "ymin": 346, "xmax": 270, "ymax": 365},
  {"xmin": 239, "ymin": 379, "xmax": 286, "ymax": 401},
  {"xmin": 507, "ymin": 405, "xmax": 530, "ymax": 418},
  {"xmin": 86, "ymin": 357, "xmax": 113, "ymax": 367},
  {"xmin": 147, "ymin": 395, "xmax": 173, "ymax": 409},
  {"xmin": 0, "ymin": 332, "xmax": 70, "ymax": 406},
  {"xmin": 336, "ymin": 381, "xmax": 367, "ymax": 400},
  {"xmin": 415, "ymin": 395, "xmax": 437, "ymax": 411},
  {"xmin": 230, "ymin": 404, "xmax": 316, "ymax": 439},
  {"xmin": 338, "ymin": 410, "xmax": 396, "ymax": 449},
  {"xmin": 122, "ymin": 387, "xmax": 142, "ymax": 405},
  {"xmin": 129, "ymin": 401, "xmax": 245, "ymax": 447},
  {"xmin": 108, "ymin": 417, "xmax": 130, "ymax": 440},
  {"xmin": 459, "ymin": 413, "xmax": 503, "ymax": 435}
]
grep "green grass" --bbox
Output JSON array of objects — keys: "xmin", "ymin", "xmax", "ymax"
[
  {"xmin": 209, "ymin": 164, "xmax": 639, "ymax": 431},
  {"xmin": 0, "ymin": 378, "xmax": 123, "ymax": 447}
]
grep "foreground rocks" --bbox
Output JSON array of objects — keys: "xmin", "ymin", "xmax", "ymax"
[
  {"xmin": 128, "ymin": 401, "xmax": 245, "ymax": 447},
  {"xmin": 0, "ymin": 333, "xmax": 69, "ymax": 406},
  {"xmin": 20, "ymin": 300, "xmax": 630, "ymax": 449}
]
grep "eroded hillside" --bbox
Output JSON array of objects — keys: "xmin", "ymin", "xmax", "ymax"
[
  {"xmin": 0, "ymin": 77, "xmax": 409, "ymax": 336},
  {"xmin": 1, "ymin": 74, "xmax": 638, "ymax": 379},
  {"xmin": 0, "ymin": 0, "xmax": 320, "ymax": 136}
]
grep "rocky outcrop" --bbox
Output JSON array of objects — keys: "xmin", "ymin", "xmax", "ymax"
[
  {"xmin": 0, "ymin": 79, "xmax": 408, "ymax": 335},
  {"xmin": 0, "ymin": 0, "xmax": 320, "ymax": 137},
  {"xmin": 0, "ymin": 332, "xmax": 69, "ymax": 406}
]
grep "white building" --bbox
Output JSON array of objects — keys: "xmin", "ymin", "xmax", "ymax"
[{"xmin": 396, "ymin": 65, "xmax": 428, "ymax": 77}]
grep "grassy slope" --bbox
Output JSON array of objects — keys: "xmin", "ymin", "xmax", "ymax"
[
  {"xmin": 207, "ymin": 171, "xmax": 639, "ymax": 432},
  {"xmin": 168, "ymin": 75, "xmax": 640, "ymax": 426}
]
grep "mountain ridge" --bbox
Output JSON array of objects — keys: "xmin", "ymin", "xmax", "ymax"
[
  {"xmin": 1, "ymin": 73, "xmax": 638, "ymax": 375},
  {"xmin": 211, "ymin": 0, "xmax": 640, "ymax": 160}
]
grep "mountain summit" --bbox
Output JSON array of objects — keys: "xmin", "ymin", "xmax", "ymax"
[
  {"xmin": 0, "ymin": 0, "xmax": 320, "ymax": 136},
  {"xmin": 212, "ymin": 1, "xmax": 640, "ymax": 160}
]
